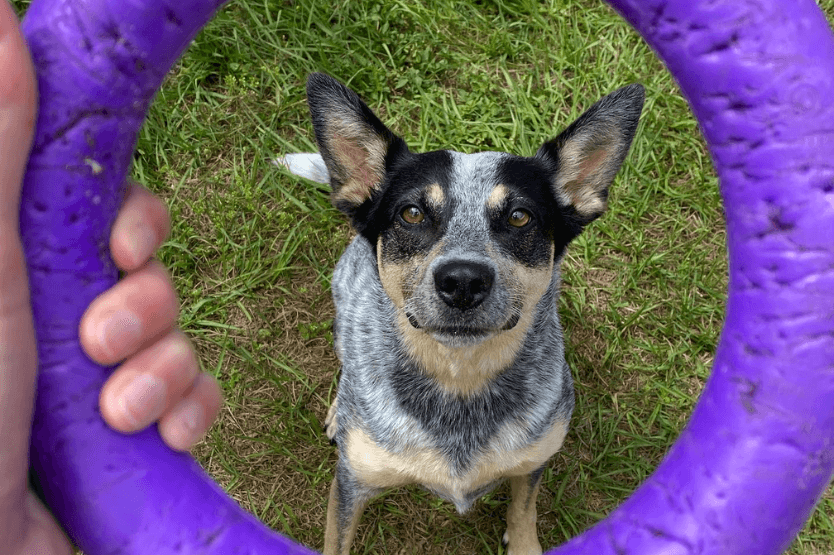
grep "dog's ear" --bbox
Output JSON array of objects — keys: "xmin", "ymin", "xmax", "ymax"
[
  {"xmin": 537, "ymin": 84, "xmax": 644, "ymax": 225},
  {"xmin": 306, "ymin": 73, "xmax": 408, "ymax": 215}
]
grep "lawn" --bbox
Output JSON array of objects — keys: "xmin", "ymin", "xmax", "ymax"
[{"xmin": 14, "ymin": 0, "xmax": 834, "ymax": 553}]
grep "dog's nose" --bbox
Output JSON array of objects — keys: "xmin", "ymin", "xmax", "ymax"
[{"xmin": 434, "ymin": 261, "xmax": 494, "ymax": 310}]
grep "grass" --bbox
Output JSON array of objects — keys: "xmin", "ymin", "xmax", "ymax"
[{"xmin": 12, "ymin": 0, "xmax": 834, "ymax": 553}]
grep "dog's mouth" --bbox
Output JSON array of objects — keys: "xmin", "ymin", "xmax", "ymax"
[{"xmin": 406, "ymin": 311, "xmax": 520, "ymax": 337}]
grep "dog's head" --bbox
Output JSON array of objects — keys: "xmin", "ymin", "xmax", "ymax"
[{"xmin": 306, "ymin": 72, "xmax": 643, "ymax": 354}]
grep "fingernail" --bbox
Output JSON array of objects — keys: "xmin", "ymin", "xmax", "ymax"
[
  {"xmin": 118, "ymin": 374, "xmax": 167, "ymax": 429},
  {"xmin": 171, "ymin": 400, "xmax": 204, "ymax": 449},
  {"xmin": 98, "ymin": 309, "xmax": 142, "ymax": 360}
]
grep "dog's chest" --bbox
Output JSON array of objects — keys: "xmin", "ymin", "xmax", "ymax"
[
  {"xmin": 331, "ymin": 235, "xmax": 573, "ymax": 511},
  {"xmin": 343, "ymin": 414, "xmax": 569, "ymax": 513},
  {"xmin": 342, "ymin": 354, "xmax": 572, "ymax": 512}
]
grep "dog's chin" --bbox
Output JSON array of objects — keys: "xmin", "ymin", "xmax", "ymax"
[
  {"xmin": 429, "ymin": 328, "xmax": 493, "ymax": 347},
  {"xmin": 407, "ymin": 312, "xmax": 521, "ymax": 347}
]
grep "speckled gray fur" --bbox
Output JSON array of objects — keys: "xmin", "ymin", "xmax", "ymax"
[
  {"xmin": 304, "ymin": 72, "xmax": 644, "ymax": 554},
  {"xmin": 329, "ymin": 151, "xmax": 575, "ymax": 512}
]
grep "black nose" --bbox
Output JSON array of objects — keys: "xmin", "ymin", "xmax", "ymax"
[{"xmin": 434, "ymin": 260, "xmax": 495, "ymax": 311}]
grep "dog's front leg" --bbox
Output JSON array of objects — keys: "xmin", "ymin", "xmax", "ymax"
[
  {"xmin": 323, "ymin": 459, "xmax": 378, "ymax": 555},
  {"xmin": 503, "ymin": 465, "xmax": 546, "ymax": 555}
]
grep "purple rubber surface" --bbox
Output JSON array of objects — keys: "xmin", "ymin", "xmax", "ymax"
[
  {"xmin": 546, "ymin": 0, "xmax": 834, "ymax": 553},
  {"xmin": 21, "ymin": 0, "xmax": 314, "ymax": 553},
  {"xmin": 20, "ymin": 0, "xmax": 834, "ymax": 554}
]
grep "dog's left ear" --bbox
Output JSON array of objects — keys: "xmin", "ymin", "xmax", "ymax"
[
  {"xmin": 537, "ymin": 84, "xmax": 645, "ymax": 224},
  {"xmin": 306, "ymin": 73, "xmax": 408, "ymax": 216}
]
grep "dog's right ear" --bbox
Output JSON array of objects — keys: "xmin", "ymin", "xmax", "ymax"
[
  {"xmin": 306, "ymin": 73, "xmax": 408, "ymax": 216},
  {"xmin": 536, "ymin": 84, "xmax": 644, "ymax": 228}
]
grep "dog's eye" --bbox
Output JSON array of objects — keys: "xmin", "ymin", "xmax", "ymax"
[
  {"xmin": 508, "ymin": 209, "xmax": 531, "ymax": 228},
  {"xmin": 402, "ymin": 205, "xmax": 425, "ymax": 224}
]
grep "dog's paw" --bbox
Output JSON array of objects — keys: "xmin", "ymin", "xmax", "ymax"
[
  {"xmin": 502, "ymin": 530, "xmax": 542, "ymax": 555},
  {"xmin": 324, "ymin": 399, "xmax": 339, "ymax": 445}
]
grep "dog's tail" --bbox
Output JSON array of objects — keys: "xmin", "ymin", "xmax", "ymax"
[{"xmin": 273, "ymin": 152, "xmax": 330, "ymax": 184}]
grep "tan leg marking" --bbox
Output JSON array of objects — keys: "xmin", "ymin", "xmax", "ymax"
[
  {"xmin": 499, "ymin": 418, "xmax": 567, "ymax": 554},
  {"xmin": 503, "ymin": 472, "xmax": 544, "ymax": 555},
  {"xmin": 323, "ymin": 475, "xmax": 370, "ymax": 555}
]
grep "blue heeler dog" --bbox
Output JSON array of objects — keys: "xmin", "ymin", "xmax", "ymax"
[{"xmin": 280, "ymin": 73, "xmax": 644, "ymax": 555}]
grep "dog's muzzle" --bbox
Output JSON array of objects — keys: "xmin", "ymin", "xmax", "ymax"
[
  {"xmin": 405, "ymin": 309, "xmax": 520, "ymax": 336},
  {"xmin": 405, "ymin": 256, "xmax": 520, "ymax": 335}
]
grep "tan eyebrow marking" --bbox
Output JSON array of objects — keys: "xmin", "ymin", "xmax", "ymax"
[
  {"xmin": 425, "ymin": 183, "xmax": 445, "ymax": 207},
  {"xmin": 486, "ymin": 184, "xmax": 509, "ymax": 210}
]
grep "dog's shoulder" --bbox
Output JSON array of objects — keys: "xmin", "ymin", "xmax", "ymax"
[{"xmin": 332, "ymin": 234, "xmax": 378, "ymax": 304}]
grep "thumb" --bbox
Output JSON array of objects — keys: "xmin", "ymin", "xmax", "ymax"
[{"xmin": 0, "ymin": 0, "xmax": 40, "ymax": 545}]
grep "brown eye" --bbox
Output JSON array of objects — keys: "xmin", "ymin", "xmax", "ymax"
[
  {"xmin": 402, "ymin": 205, "xmax": 425, "ymax": 224},
  {"xmin": 508, "ymin": 209, "xmax": 531, "ymax": 228}
]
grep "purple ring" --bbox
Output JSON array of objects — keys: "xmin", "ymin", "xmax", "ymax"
[{"xmin": 21, "ymin": 0, "xmax": 834, "ymax": 554}]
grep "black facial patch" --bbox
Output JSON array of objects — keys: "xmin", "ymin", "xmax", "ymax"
[
  {"xmin": 358, "ymin": 150, "xmax": 455, "ymax": 259},
  {"xmin": 485, "ymin": 156, "xmax": 559, "ymax": 264},
  {"xmin": 494, "ymin": 156, "xmax": 594, "ymax": 261}
]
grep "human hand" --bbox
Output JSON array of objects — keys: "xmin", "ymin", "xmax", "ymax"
[
  {"xmin": 78, "ymin": 180, "xmax": 223, "ymax": 452},
  {"xmin": 0, "ymin": 1, "xmax": 221, "ymax": 553}
]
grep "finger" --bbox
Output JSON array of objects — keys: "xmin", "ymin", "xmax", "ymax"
[
  {"xmin": 110, "ymin": 180, "xmax": 170, "ymax": 272},
  {"xmin": 19, "ymin": 491, "xmax": 72, "ymax": 555},
  {"xmin": 98, "ymin": 330, "xmax": 198, "ymax": 433},
  {"xmin": 159, "ymin": 372, "xmax": 223, "ymax": 452},
  {"xmin": 0, "ymin": 0, "xmax": 36, "ymax": 222},
  {"xmin": 0, "ymin": 0, "xmax": 38, "ymax": 538},
  {"xmin": 79, "ymin": 260, "xmax": 178, "ymax": 365}
]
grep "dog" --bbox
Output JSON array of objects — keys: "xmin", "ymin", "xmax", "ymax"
[{"xmin": 281, "ymin": 73, "xmax": 643, "ymax": 555}]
